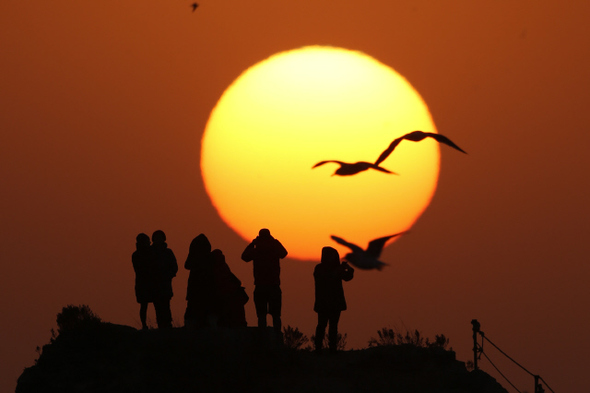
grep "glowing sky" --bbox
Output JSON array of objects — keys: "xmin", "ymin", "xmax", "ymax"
[
  {"xmin": 201, "ymin": 46, "xmax": 439, "ymax": 261},
  {"xmin": 1, "ymin": 2, "xmax": 589, "ymax": 392}
]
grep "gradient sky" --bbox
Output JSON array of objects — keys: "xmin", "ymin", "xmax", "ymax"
[{"xmin": 2, "ymin": 1, "xmax": 589, "ymax": 392}]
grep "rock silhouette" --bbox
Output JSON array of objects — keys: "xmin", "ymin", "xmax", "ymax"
[{"xmin": 17, "ymin": 320, "xmax": 509, "ymax": 393}]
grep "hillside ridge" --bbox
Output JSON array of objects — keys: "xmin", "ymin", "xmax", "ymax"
[{"xmin": 17, "ymin": 322, "xmax": 508, "ymax": 393}]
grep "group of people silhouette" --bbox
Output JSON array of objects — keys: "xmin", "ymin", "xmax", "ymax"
[
  {"xmin": 132, "ymin": 230, "xmax": 178, "ymax": 329},
  {"xmin": 132, "ymin": 228, "xmax": 354, "ymax": 353}
]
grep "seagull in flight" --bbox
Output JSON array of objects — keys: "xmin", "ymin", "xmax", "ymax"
[
  {"xmin": 330, "ymin": 232, "xmax": 407, "ymax": 270},
  {"xmin": 312, "ymin": 160, "xmax": 397, "ymax": 176},
  {"xmin": 375, "ymin": 130, "xmax": 467, "ymax": 166},
  {"xmin": 191, "ymin": 3, "xmax": 199, "ymax": 12},
  {"xmin": 313, "ymin": 130, "xmax": 465, "ymax": 177}
]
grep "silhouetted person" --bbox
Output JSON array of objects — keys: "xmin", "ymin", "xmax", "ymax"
[
  {"xmin": 184, "ymin": 234, "xmax": 216, "ymax": 328},
  {"xmin": 212, "ymin": 249, "xmax": 249, "ymax": 328},
  {"xmin": 241, "ymin": 228, "xmax": 288, "ymax": 333},
  {"xmin": 151, "ymin": 230, "xmax": 178, "ymax": 329},
  {"xmin": 132, "ymin": 233, "xmax": 157, "ymax": 329},
  {"xmin": 314, "ymin": 246, "xmax": 354, "ymax": 353}
]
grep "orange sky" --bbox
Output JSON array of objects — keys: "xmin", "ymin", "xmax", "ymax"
[{"xmin": 2, "ymin": 1, "xmax": 589, "ymax": 392}]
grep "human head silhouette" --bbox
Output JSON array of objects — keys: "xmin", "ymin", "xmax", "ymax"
[
  {"xmin": 152, "ymin": 230, "xmax": 166, "ymax": 245},
  {"xmin": 189, "ymin": 233, "xmax": 211, "ymax": 255},
  {"xmin": 136, "ymin": 233, "xmax": 150, "ymax": 249},
  {"xmin": 212, "ymin": 249, "xmax": 225, "ymax": 263},
  {"xmin": 258, "ymin": 228, "xmax": 271, "ymax": 238},
  {"xmin": 321, "ymin": 246, "xmax": 340, "ymax": 267}
]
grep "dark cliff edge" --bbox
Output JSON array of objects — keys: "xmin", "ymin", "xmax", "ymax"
[{"xmin": 17, "ymin": 322, "xmax": 508, "ymax": 393}]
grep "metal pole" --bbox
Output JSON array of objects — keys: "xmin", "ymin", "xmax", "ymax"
[
  {"xmin": 471, "ymin": 319, "xmax": 481, "ymax": 370},
  {"xmin": 535, "ymin": 375, "xmax": 545, "ymax": 393}
]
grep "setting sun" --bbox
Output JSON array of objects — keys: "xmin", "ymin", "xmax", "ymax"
[{"xmin": 201, "ymin": 46, "xmax": 439, "ymax": 261}]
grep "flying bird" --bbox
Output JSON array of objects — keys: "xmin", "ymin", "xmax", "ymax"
[
  {"xmin": 313, "ymin": 130, "xmax": 465, "ymax": 177},
  {"xmin": 191, "ymin": 3, "xmax": 199, "ymax": 11},
  {"xmin": 375, "ymin": 130, "xmax": 467, "ymax": 166},
  {"xmin": 330, "ymin": 232, "xmax": 407, "ymax": 270},
  {"xmin": 312, "ymin": 160, "xmax": 396, "ymax": 176}
]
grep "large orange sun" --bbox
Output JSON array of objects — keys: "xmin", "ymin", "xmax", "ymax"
[{"xmin": 201, "ymin": 46, "xmax": 439, "ymax": 261}]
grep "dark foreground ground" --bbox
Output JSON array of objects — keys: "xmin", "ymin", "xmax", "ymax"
[{"xmin": 17, "ymin": 323, "xmax": 508, "ymax": 393}]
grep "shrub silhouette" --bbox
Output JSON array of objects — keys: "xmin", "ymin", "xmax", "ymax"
[
  {"xmin": 368, "ymin": 327, "xmax": 450, "ymax": 349},
  {"xmin": 429, "ymin": 333, "xmax": 450, "ymax": 349},
  {"xmin": 282, "ymin": 325, "xmax": 310, "ymax": 350},
  {"xmin": 55, "ymin": 304, "xmax": 102, "ymax": 335}
]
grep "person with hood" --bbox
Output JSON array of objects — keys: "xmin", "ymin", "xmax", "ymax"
[
  {"xmin": 184, "ymin": 234, "xmax": 216, "ymax": 328},
  {"xmin": 241, "ymin": 228, "xmax": 288, "ymax": 333},
  {"xmin": 132, "ymin": 233, "xmax": 157, "ymax": 330},
  {"xmin": 151, "ymin": 230, "xmax": 178, "ymax": 329},
  {"xmin": 212, "ymin": 249, "xmax": 249, "ymax": 328},
  {"xmin": 313, "ymin": 246, "xmax": 354, "ymax": 353}
]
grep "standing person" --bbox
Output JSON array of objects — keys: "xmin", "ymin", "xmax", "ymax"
[
  {"xmin": 152, "ymin": 230, "xmax": 178, "ymax": 329},
  {"xmin": 212, "ymin": 249, "xmax": 249, "ymax": 328},
  {"xmin": 313, "ymin": 246, "xmax": 354, "ymax": 354},
  {"xmin": 184, "ymin": 234, "xmax": 216, "ymax": 328},
  {"xmin": 241, "ymin": 228, "xmax": 288, "ymax": 333},
  {"xmin": 132, "ymin": 233, "xmax": 157, "ymax": 330}
]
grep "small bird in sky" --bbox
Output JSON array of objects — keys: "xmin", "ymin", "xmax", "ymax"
[
  {"xmin": 375, "ymin": 130, "xmax": 467, "ymax": 166},
  {"xmin": 330, "ymin": 232, "xmax": 407, "ymax": 270},
  {"xmin": 191, "ymin": 3, "xmax": 199, "ymax": 12},
  {"xmin": 313, "ymin": 130, "xmax": 465, "ymax": 177},
  {"xmin": 312, "ymin": 160, "xmax": 396, "ymax": 176}
]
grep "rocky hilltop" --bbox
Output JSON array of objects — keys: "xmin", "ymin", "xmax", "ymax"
[{"xmin": 17, "ymin": 322, "xmax": 508, "ymax": 393}]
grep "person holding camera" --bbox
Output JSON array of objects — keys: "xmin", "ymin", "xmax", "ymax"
[
  {"xmin": 313, "ymin": 246, "xmax": 354, "ymax": 353},
  {"xmin": 241, "ymin": 228, "xmax": 288, "ymax": 333}
]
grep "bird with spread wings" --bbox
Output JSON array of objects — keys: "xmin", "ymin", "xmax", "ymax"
[
  {"xmin": 311, "ymin": 161, "xmax": 396, "ymax": 176},
  {"xmin": 331, "ymin": 232, "xmax": 407, "ymax": 270},
  {"xmin": 374, "ymin": 130, "xmax": 466, "ymax": 166},
  {"xmin": 312, "ymin": 130, "xmax": 466, "ymax": 176}
]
